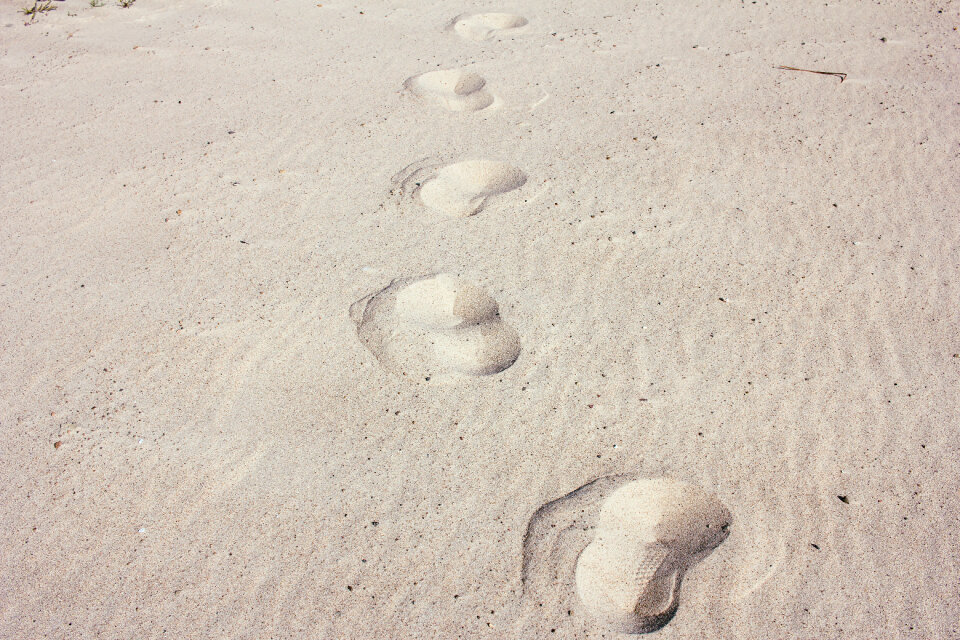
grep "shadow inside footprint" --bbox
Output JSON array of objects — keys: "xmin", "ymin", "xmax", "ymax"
[
  {"xmin": 450, "ymin": 12, "xmax": 529, "ymax": 41},
  {"xmin": 522, "ymin": 476, "xmax": 731, "ymax": 635},
  {"xmin": 351, "ymin": 274, "xmax": 521, "ymax": 382},
  {"xmin": 403, "ymin": 69, "xmax": 495, "ymax": 112}
]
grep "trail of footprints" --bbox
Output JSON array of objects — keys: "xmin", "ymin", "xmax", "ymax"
[{"xmin": 352, "ymin": 11, "xmax": 734, "ymax": 635}]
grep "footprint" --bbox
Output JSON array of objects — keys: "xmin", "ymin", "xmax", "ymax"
[
  {"xmin": 403, "ymin": 69, "xmax": 495, "ymax": 112},
  {"xmin": 522, "ymin": 474, "xmax": 632, "ymax": 601},
  {"xmin": 522, "ymin": 476, "xmax": 731, "ymax": 635},
  {"xmin": 576, "ymin": 478, "xmax": 731, "ymax": 633},
  {"xmin": 395, "ymin": 159, "xmax": 527, "ymax": 218},
  {"xmin": 350, "ymin": 274, "xmax": 521, "ymax": 381},
  {"xmin": 450, "ymin": 12, "xmax": 529, "ymax": 41}
]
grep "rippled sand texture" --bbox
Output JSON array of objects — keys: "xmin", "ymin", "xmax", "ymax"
[{"xmin": 1, "ymin": 1, "xmax": 958, "ymax": 639}]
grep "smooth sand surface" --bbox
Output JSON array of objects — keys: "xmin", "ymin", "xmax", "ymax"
[{"xmin": 1, "ymin": 0, "xmax": 959, "ymax": 638}]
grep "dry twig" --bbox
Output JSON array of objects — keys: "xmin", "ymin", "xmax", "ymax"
[{"xmin": 775, "ymin": 65, "xmax": 847, "ymax": 83}]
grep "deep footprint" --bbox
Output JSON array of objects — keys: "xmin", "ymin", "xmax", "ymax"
[
  {"xmin": 450, "ymin": 12, "xmax": 528, "ymax": 41},
  {"xmin": 403, "ymin": 69, "xmax": 495, "ymax": 112},
  {"xmin": 397, "ymin": 160, "xmax": 527, "ymax": 218},
  {"xmin": 523, "ymin": 476, "xmax": 731, "ymax": 635},
  {"xmin": 350, "ymin": 274, "xmax": 521, "ymax": 381}
]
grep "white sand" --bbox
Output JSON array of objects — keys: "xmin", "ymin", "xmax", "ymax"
[{"xmin": 1, "ymin": 0, "xmax": 958, "ymax": 637}]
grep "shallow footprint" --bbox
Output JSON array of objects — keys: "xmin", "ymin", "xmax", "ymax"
[
  {"xmin": 451, "ymin": 12, "xmax": 529, "ymax": 41},
  {"xmin": 399, "ymin": 160, "xmax": 527, "ymax": 218},
  {"xmin": 350, "ymin": 274, "xmax": 521, "ymax": 381},
  {"xmin": 404, "ymin": 69, "xmax": 495, "ymax": 112},
  {"xmin": 522, "ymin": 476, "xmax": 731, "ymax": 635}
]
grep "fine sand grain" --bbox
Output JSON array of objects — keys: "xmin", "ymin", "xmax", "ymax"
[{"xmin": 1, "ymin": 0, "xmax": 959, "ymax": 638}]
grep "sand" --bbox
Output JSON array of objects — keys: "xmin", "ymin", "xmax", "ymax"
[{"xmin": 1, "ymin": 0, "xmax": 958, "ymax": 637}]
